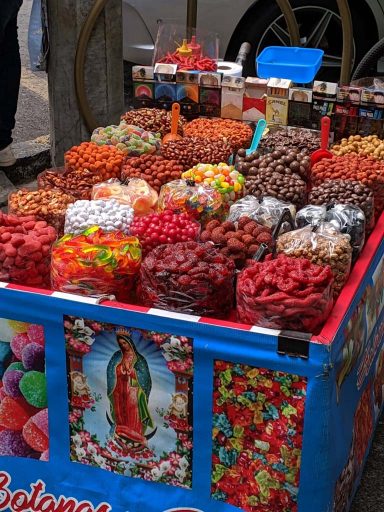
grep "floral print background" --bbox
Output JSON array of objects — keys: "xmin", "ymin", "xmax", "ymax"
[
  {"xmin": 211, "ymin": 361, "xmax": 307, "ymax": 512},
  {"xmin": 64, "ymin": 316, "xmax": 193, "ymax": 488}
]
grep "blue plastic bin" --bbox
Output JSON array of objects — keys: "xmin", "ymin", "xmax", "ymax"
[{"xmin": 256, "ymin": 46, "xmax": 324, "ymax": 83}]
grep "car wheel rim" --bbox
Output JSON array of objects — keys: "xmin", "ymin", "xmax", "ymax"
[{"xmin": 257, "ymin": 5, "xmax": 356, "ymax": 69}]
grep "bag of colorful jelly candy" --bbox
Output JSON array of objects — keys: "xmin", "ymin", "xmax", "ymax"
[{"xmin": 51, "ymin": 227, "xmax": 142, "ymax": 301}]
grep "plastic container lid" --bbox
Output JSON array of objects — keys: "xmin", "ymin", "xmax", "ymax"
[{"xmin": 256, "ymin": 46, "xmax": 324, "ymax": 83}]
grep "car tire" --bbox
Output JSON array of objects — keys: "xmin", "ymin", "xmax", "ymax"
[{"xmin": 226, "ymin": 0, "xmax": 378, "ymax": 82}]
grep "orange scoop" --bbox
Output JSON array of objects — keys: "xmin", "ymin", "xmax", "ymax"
[
  {"xmin": 311, "ymin": 116, "xmax": 333, "ymax": 165},
  {"xmin": 163, "ymin": 103, "xmax": 182, "ymax": 144}
]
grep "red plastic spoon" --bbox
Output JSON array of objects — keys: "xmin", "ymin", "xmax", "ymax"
[
  {"xmin": 163, "ymin": 103, "xmax": 182, "ymax": 144},
  {"xmin": 311, "ymin": 116, "xmax": 332, "ymax": 166}
]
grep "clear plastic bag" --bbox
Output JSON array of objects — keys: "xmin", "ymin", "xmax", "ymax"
[
  {"xmin": 296, "ymin": 204, "xmax": 366, "ymax": 262},
  {"xmin": 51, "ymin": 227, "xmax": 142, "ymax": 301},
  {"xmin": 91, "ymin": 123, "xmax": 161, "ymax": 156},
  {"xmin": 9, "ymin": 188, "xmax": 74, "ymax": 235},
  {"xmin": 326, "ymin": 204, "xmax": 366, "ymax": 262},
  {"xmin": 276, "ymin": 222, "xmax": 352, "ymax": 297},
  {"xmin": 228, "ymin": 196, "xmax": 296, "ymax": 234},
  {"xmin": 295, "ymin": 205, "xmax": 327, "ymax": 228},
  {"xmin": 0, "ymin": 212, "xmax": 56, "ymax": 289},
  {"xmin": 158, "ymin": 179, "xmax": 224, "ymax": 225},
  {"xmin": 92, "ymin": 178, "xmax": 158, "ymax": 215},
  {"xmin": 137, "ymin": 242, "xmax": 235, "ymax": 318},
  {"xmin": 237, "ymin": 253, "xmax": 334, "ymax": 332}
]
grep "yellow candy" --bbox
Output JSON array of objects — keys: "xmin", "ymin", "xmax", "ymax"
[
  {"xmin": 234, "ymin": 183, "xmax": 242, "ymax": 192},
  {"xmin": 219, "ymin": 175, "xmax": 225, "ymax": 182},
  {"xmin": 221, "ymin": 182, "xmax": 230, "ymax": 189},
  {"xmin": 194, "ymin": 175, "xmax": 203, "ymax": 183}
]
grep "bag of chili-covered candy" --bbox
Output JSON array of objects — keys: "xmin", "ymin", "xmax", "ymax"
[
  {"xmin": 276, "ymin": 222, "xmax": 352, "ymax": 297},
  {"xmin": 236, "ymin": 253, "xmax": 334, "ymax": 333}
]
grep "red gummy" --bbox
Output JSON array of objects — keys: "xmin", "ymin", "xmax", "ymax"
[
  {"xmin": 23, "ymin": 411, "xmax": 49, "ymax": 452},
  {"xmin": 27, "ymin": 325, "xmax": 45, "ymax": 348},
  {"xmin": 0, "ymin": 396, "xmax": 37, "ymax": 430},
  {"xmin": 10, "ymin": 333, "xmax": 30, "ymax": 360}
]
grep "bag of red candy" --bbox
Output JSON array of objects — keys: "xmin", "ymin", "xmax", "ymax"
[
  {"xmin": 237, "ymin": 254, "xmax": 334, "ymax": 332},
  {"xmin": 0, "ymin": 212, "xmax": 57, "ymax": 288},
  {"xmin": 138, "ymin": 241, "xmax": 235, "ymax": 318}
]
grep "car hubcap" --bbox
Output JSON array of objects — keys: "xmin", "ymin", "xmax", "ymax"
[{"xmin": 257, "ymin": 6, "xmax": 356, "ymax": 69}]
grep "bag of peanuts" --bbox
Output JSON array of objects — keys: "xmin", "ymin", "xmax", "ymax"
[
  {"xmin": 8, "ymin": 189, "xmax": 74, "ymax": 235},
  {"xmin": 276, "ymin": 223, "xmax": 352, "ymax": 297},
  {"xmin": 237, "ymin": 253, "xmax": 334, "ymax": 333},
  {"xmin": 295, "ymin": 204, "xmax": 366, "ymax": 262},
  {"xmin": 37, "ymin": 167, "xmax": 93, "ymax": 200}
]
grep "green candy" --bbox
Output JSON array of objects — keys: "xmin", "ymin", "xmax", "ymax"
[
  {"xmin": 19, "ymin": 371, "xmax": 47, "ymax": 408},
  {"xmin": 5, "ymin": 362, "xmax": 26, "ymax": 374}
]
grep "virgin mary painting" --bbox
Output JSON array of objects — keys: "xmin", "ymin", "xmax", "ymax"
[{"xmin": 107, "ymin": 334, "xmax": 155, "ymax": 447}]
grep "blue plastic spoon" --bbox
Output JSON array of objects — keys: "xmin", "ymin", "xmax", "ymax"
[{"xmin": 230, "ymin": 118, "xmax": 267, "ymax": 165}]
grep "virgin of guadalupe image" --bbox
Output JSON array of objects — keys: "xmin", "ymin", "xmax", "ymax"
[{"xmin": 106, "ymin": 334, "xmax": 155, "ymax": 449}]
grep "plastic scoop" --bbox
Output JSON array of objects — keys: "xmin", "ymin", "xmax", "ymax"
[
  {"xmin": 230, "ymin": 118, "xmax": 267, "ymax": 164},
  {"xmin": 246, "ymin": 118, "xmax": 267, "ymax": 155},
  {"xmin": 311, "ymin": 116, "xmax": 332, "ymax": 165},
  {"xmin": 163, "ymin": 103, "xmax": 182, "ymax": 144}
]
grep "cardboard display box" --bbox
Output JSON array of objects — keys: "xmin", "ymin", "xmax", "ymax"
[
  {"xmin": 243, "ymin": 77, "xmax": 268, "ymax": 122},
  {"xmin": 221, "ymin": 75, "xmax": 245, "ymax": 120}
]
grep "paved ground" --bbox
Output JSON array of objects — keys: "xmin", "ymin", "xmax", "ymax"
[
  {"xmin": 12, "ymin": 3, "xmax": 384, "ymax": 510},
  {"xmin": 13, "ymin": 0, "xmax": 49, "ymax": 144}
]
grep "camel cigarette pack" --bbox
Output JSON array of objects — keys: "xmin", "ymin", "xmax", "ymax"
[{"xmin": 266, "ymin": 97, "xmax": 289, "ymax": 125}]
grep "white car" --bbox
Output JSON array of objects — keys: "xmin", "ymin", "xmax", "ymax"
[{"xmin": 122, "ymin": 0, "xmax": 384, "ymax": 80}]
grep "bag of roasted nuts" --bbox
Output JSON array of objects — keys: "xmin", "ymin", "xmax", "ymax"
[{"xmin": 276, "ymin": 222, "xmax": 352, "ymax": 297}]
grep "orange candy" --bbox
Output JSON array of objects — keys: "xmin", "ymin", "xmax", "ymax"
[{"xmin": 64, "ymin": 142, "xmax": 125, "ymax": 182}]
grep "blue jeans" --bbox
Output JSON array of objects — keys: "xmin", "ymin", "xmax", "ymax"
[{"xmin": 0, "ymin": 0, "xmax": 23, "ymax": 150}]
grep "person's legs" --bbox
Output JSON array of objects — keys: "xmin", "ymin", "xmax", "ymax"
[{"xmin": 0, "ymin": 1, "xmax": 23, "ymax": 155}]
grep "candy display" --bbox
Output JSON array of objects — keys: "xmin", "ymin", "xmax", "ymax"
[
  {"xmin": 158, "ymin": 180, "xmax": 223, "ymax": 224},
  {"xmin": 161, "ymin": 137, "xmax": 232, "ymax": 170},
  {"xmin": 276, "ymin": 223, "xmax": 352, "ymax": 296},
  {"xmin": 236, "ymin": 146, "xmax": 312, "ymax": 181},
  {"xmin": 51, "ymin": 227, "xmax": 142, "ymax": 300},
  {"xmin": 183, "ymin": 118, "xmax": 253, "ymax": 152},
  {"xmin": 245, "ymin": 167, "xmax": 307, "ymax": 209},
  {"xmin": 91, "ymin": 123, "xmax": 161, "ymax": 156},
  {"xmin": 200, "ymin": 217, "xmax": 274, "ymax": 269},
  {"xmin": 158, "ymin": 48, "xmax": 216, "ymax": 71},
  {"xmin": 332, "ymin": 134, "xmax": 384, "ymax": 158},
  {"xmin": 130, "ymin": 210, "xmax": 200, "ymax": 255},
  {"xmin": 64, "ymin": 142, "xmax": 125, "ymax": 182},
  {"xmin": 181, "ymin": 163, "xmax": 245, "ymax": 208},
  {"xmin": 0, "ymin": 322, "xmax": 48, "ymax": 460},
  {"xmin": 9, "ymin": 189, "xmax": 74, "ymax": 234},
  {"xmin": 257, "ymin": 127, "xmax": 320, "ymax": 154},
  {"xmin": 121, "ymin": 154, "xmax": 184, "ymax": 193},
  {"xmin": 296, "ymin": 204, "xmax": 366, "ymax": 262},
  {"xmin": 0, "ymin": 213, "xmax": 57, "ymax": 288},
  {"xmin": 121, "ymin": 108, "xmax": 186, "ymax": 138},
  {"xmin": 310, "ymin": 153, "xmax": 384, "ymax": 217},
  {"xmin": 64, "ymin": 199, "xmax": 134, "ymax": 235},
  {"xmin": 237, "ymin": 254, "xmax": 334, "ymax": 332},
  {"xmin": 308, "ymin": 179, "xmax": 375, "ymax": 231},
  {"xmin": 138, "ymin": 241, "xmax": 235, "ymax": 318},
  {"xmin": 228, "ymin": 195, "xmax": 296, "ymax": 233}
]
